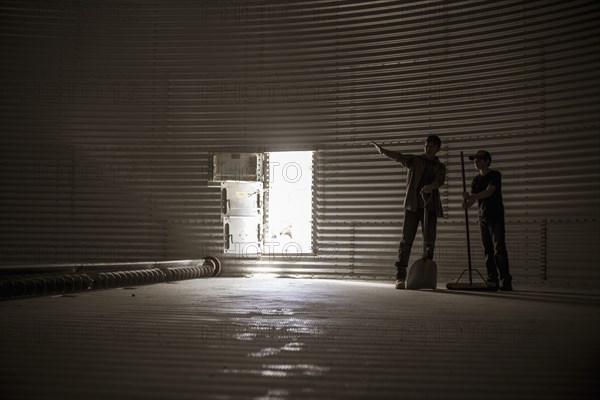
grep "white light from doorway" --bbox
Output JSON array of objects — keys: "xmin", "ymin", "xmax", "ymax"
[{"xmin": 266, "ymin": 151, "xmax": 313, "ymax": 256}]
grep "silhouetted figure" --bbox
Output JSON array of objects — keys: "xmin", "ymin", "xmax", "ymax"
[
  {"xmin": 372, "ymin": 135, "xmax": 446, "ymax": 289},
  {"xmin": 463, "ymin": 150, "xmax": 513, "ymax": 291}
]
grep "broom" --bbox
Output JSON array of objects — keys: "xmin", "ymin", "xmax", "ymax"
[{"xmin": 446, "ymin": 151, "xmax": 489, "ymax": 290}]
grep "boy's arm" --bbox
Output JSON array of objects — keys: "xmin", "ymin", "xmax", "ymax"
[
  {"xmin": 462, "ymin": 176, "xmax": 477, "ymax": 208},
  {"xmin": 471, "ymin": 171, "xmax": 500, "ymax": 200},
  {"xmin": 470, "ymin": 183, "xmax": 496, "ymax": 200},
  {"xmin": 463, "ymin": 183, "xmax": 496, "ymax": 207},
  {"xmin": 462, "ymin": 196, "xmax": 476, "ymax": 209},
  {"xmin": 464, "ymin": 171, "xmax": 500, "ymax": 205}
]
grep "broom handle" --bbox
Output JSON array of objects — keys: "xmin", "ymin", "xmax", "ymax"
[
  {"xmin": 422, "ymin": 192, "xmax": 429, "ymax": 259},
  {"xmin": 461, "ymin": 151, "xmax": 473, "ymax": 284}
]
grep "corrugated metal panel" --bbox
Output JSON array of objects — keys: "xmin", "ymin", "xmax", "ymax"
[
  {"xmin": 547, "ymin": 221, "xmax": 600, "ymax": 285},
  {"xmin": 1, "ymin": 1, "xmax": 599, "ymax": 286},
  {"xmin": 0, "ymin": 149, "xmax": 222, "ymax": 263}
]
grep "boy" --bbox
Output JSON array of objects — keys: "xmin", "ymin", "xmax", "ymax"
[{"xmin": 463, "ymin": 150, "xmax": 513, "ymax": 291}]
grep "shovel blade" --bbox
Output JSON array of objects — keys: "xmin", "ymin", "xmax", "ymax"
[{"xmin": 406, "ymin": 259, "xmax": 437, "ymax": 290}]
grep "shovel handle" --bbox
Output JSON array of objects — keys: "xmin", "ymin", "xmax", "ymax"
[{"xmin": 421, "ymin": 191, "xmax": 433, "ymax": 258}]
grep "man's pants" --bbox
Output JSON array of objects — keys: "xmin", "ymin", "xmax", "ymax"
[
  {"xmin": 479, "ymin": 218, "xmax": 511, "ymax": 282},
  {"xmin": 396, "ymin": 208, "xmax": 437, "ymax": 279}
]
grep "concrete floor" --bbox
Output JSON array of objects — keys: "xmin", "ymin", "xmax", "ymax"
[{"xmin": 1, "ymin": 277, "xmax": 599, "ymax": 400}]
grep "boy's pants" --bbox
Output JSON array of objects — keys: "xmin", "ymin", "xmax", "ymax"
[{"xmin": 479, "ymin": 218, "xmax": 512, "ymax": 283}]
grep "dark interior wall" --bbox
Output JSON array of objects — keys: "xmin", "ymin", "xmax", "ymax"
[{"xmin": 1, "ymin": 1, "xmax": 599, "ymax": 285}]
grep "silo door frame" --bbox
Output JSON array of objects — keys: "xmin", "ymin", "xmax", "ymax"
[
  {"xmin": 214, "ymin": 153, "xmax": 264, "ymax": 257},
  {"xmin": 213, "ymin": 151, "xmax": 313, "ymax": 258}
]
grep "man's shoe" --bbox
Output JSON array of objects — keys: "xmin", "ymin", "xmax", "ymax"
[
  {"xmin": 500, "ymin": 280, "xmax": 513, "ymax": 291},
  {"xmin": 486, "ymin": 280, "xmax": 499, "ymax": 291},
  {"xmin": 395, "ymin": 280, "xmax": 406, "ymax": 290}
]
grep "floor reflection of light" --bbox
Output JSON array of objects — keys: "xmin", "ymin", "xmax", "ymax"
[
  {"xmin": 249, "ymin": 272, "xmax": 282, "ymax": 279},
  {"xmin": 248, "ymin": 343, "xmax": 305, "ymax": 359},
  {"xmin": 281, "ymin": 342, "xmax": 303, "ymax": 352},
  {"xmin": 326, "ymin": 279, "xmax": 393, "ymax": 288},
  {"xmin": 248, "ymin": 347, "xmax": 282, "ymax": 358},
  {"xmin": 254, "ymin": 389, "xmax": 289, "ymax": 400},
  {"xmin": 224, "ymin": 364, "xmax": 329, "ymax": 378},
  {"xmin": 263, "ymin": 364, "xmax": 329, "ymax": 377}
]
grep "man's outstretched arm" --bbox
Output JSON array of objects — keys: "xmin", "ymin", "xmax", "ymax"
[{"xmin": 371, "ymin": 141, "xmax": 412, "ymax": 167}]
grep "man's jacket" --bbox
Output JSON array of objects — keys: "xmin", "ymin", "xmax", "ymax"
[{"xmin": 382, "ymin": 149, "xmax": 446, "ymax": 217}]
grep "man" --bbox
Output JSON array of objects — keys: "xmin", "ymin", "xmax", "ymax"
[
  {"xmin": 463, "ymin": 150, "xmax": 513, "ymax": 291},
  {"xmin": 372, "ymin": 135, "xmax": 446, "ymax": 289}
]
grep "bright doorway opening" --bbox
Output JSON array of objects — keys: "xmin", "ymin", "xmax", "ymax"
[{"xmin": 266, "ymin": 151, "xmax": 313, "ymax": 256}]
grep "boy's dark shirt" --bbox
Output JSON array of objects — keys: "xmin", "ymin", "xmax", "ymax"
[{"xmin": 471, "ymin": 169, "xmax": 504, "ymax": 221}]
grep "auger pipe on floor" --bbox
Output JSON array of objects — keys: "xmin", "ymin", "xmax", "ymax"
[{"xmin": 0, "ymin": 256, "xmax": 221, "ymax": 299}]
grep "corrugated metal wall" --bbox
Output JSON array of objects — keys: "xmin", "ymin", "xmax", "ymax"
[{"xmin": 1, "ymin": 1, "xmax": 599, "ymax": 286}]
